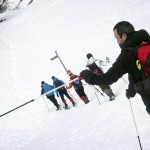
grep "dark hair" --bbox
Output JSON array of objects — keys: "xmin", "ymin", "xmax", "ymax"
[
  {"xmin": 86, "ymin": 53, "xmax": 93, "ymax": 59},
  {"xmin": 113, "ymin": 21, "xmax": 135, "ymax": 37},
  {"xmin": 51, "ymin": 76, "xmax": 55, "ymax": 80},
  {"xmin": 41, "ymin": 81, "xmax": 45, "ymax": 84}
]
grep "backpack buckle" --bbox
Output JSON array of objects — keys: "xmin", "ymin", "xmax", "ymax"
[{"xmin": 136, "ymin": 60, "xmax": 141, "ymax": 70}]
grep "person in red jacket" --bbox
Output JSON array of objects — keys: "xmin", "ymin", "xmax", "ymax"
[{"xmin": 67, "ymin": 70, "xmax": 90, "ymax": 104}]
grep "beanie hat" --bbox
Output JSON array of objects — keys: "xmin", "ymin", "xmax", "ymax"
[
  {"xmin": 67, "ymin": 70, "xmax": 72, "ymax": 75},
  {"xmin": 51, "ymin": 76, "xmax": 55, "ymax": 80},
  {"xmin": 86, "ymin": 53, "xmax": 93, "ymax": 59},
  {"xmin": 41, "ymin": 81, "xmax": 45, "ymax": 84}
]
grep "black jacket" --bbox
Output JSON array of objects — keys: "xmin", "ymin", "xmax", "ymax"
[{"xmin": 81, "ymin": 30, "xmax": 150, "ymax": 86}]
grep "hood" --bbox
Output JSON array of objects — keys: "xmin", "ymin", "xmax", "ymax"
[{"xmin": 120, "ymin": 29, "xmax": 150, "ymax": 49}]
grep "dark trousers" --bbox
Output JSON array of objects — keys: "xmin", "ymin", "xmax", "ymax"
[
  {"xmin": 59, "ymin": 89, "xmax": 72, "ymax": 101},
  {"xmin": 141, "ymin": 93, "xmax": 150, "ymax": 115},
  {"xmin": 76, "ymin": 87, "xmax": 87, "ymax": 98},
  {"xmin": 47, "ymin": 95, "xmax": 59, "ymax": 108}
]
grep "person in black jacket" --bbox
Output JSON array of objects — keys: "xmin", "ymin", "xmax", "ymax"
[
  {"xmin": 86, "ymin": 53, "xmax": 115, "ymax": 101},
  {"xmin": 80, "ymin": 21, "xmax": 150, "ymax": 115}
]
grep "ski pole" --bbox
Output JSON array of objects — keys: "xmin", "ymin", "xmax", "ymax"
[
  {"xmin": 88, "ymin": 84, "xmax": 102, "ymax": 104},
  {"xmin": 122, "ymin": 77, "xmax": 127, "ymax": 84},
  {"xmin": 90, "ymin": 85, "xmax": 104, "ymax": 97},
  {"xmin": 42, "ymin": 96, "xmax": 50, "ymax": 111},
  {"xmin": 128, "ymin": 99, "xmax": 142, "ymax": 150},
  {"xmin": 95, "ymin": 92, "xmax": 101, "ymax": 105},
  {"xmin": 0, "ymin": 99, "xmax": 34, "ymax": 118}
]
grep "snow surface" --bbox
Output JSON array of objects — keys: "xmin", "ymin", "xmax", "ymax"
[{"xmin": 0, "ymin": 0, "xmax": 150, "ymax": 150}]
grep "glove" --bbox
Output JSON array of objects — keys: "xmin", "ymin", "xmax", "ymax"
[
  {"xmin": 125, "ymin": 89, "xmax": 135, "ymax": 99},
  {"xmin": 80, "ymin": 70, "xmax": 93, "ymax": 84},
  {"xmin": 125, "ymin": 90, "xmax": 130, "ymax": 99},
  {"xmin": 57, "ymin": 94, "xmax": 59, "ymax": 97}
]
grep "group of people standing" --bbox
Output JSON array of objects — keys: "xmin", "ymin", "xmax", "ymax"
[
  {"xmin": 41, "ymin": 21, "xmax": 150, "ymax": 116},
  {"xmin": 41, "ymin": 53, "xmax": 115, "ymax": 110}
]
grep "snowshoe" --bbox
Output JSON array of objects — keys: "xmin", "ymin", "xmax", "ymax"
[
  {"xmin": 72, "ymin": 102, "xmax": 76, "ymax": 107},
  {"xmin": 109, "ymin": 95, "xmax": 115, "ymax": 101},
  {"xmin": 84, "ymin": 100, "xmax": 90, "ymax": 104},
  {"xmin": 63, "ymin": 105, "xmax": 70, "ymax": 110}
]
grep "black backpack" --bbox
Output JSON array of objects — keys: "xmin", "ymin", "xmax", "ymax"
[
  {"xmin": 72, "ymin": 76, "xmax": 82, "ymax": 89},
  {"xmin": 54, "ymin": 79, "xmax": 65, "ymax": 91}
]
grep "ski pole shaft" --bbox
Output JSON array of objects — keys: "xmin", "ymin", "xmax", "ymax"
[
  {"xmin": 90, "ymin": 85, "xmax": 104, "ymax": 97},
  {"xmin": 93, "ymin": 85, "xmax": 104, "ymax": 96},
  {"xmin": 0, "ymin": 99, "xmax": 34, "ymax": 118},
  {"xmin": 128, "ymin": 99, "xmax": 142, "ymax": 150},
  {"xmin": 42, "ymin": 96, "xmax": 50, "ymax": 111},
  {"xmin": 95, "ymin": 92, "xmax": 101, "ymax": 105},
  {"xmin": 122, "ymin": 77, "xmax": 127, "ymax": 83}
]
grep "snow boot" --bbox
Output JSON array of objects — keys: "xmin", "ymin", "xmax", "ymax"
[
  {"xmin": 84, "ymin": 100, "xmax": 90, "ymax": 104},
  {"xmin": 64, "ymin": 104, "xmax": 69, "ymax": 109},
  {"xmin": 72, "ymin": 102, "xmax": 76, "ymax": 107},
  {"xmin": 109, "ymin": 95, "xmax": 115, "ymax": 101},
  {"xmin": 56, "ymin": 105, "xmax": 61, "ymax": 111}
]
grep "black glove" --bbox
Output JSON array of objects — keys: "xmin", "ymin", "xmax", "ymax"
[
  {"xmin": 57, "ymin": 94, "xmax": 59, "ymax": 97},
  {"xmin": 126, "ymin": 89, "xmax": 136, "ymax": 99},
  {"xmin": 80, "ymin": 70, "xmax": 93, "ymax": 84}
]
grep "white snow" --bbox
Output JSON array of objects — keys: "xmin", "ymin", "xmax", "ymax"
[{"xmin": 0, "ymin": 0, "xmax": 150, "ymax": 150}]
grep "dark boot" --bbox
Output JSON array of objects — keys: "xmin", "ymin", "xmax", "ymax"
[
  {"xmin": 84, "ymin": 100, "xmax": 90, "ymax": 104},
  {"xmin": 56, "ymin": 105, "xmax": 61, "ymax": 111},
  {"xmin": 64, "ymin": 104, "xmax": 69, "ymax": 109},
  {"xmin": 72, "ymin": 102, "xmax": 76, "ymax": 107},
  {"xmin": 109, "ymin": 95, "xmax": 115, "ymax": 101}
]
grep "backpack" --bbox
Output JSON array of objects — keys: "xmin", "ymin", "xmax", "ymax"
[
  {"xmin": 134, "ymin": 41, "xmax": 150, "ymax": 77},
  {"xmin": 54, "ymin": 79, "xmax": 65, "ymax": 91},
  {"xmin": 87, "ymin": 62, "xmax": 103, "ymax": 75},
  {"xmin": 128, "ymin": 41, "xmax": 150, "ymax": 94},
  {"xmin": 72, "ymin": 76, "xmax": 82, "ymax": 89}
]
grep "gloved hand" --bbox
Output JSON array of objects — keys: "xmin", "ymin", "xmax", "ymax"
[
  {"xmin": 125, "ymin": 89, "xmax": 135, "ymax": 99},
  {"xmin": 57, "ymin": 94, "xmax": 59, "ymax": 97},
  {"xmin": 80, "ymin": 70, "xmax": 92, "ymax": 84}
]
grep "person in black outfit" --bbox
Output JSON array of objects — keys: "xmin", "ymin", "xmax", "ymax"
[
  {"xmin": 52, "ymin": 76, "xmax": 76, "ymax": 109},
  {"xmin": 86, "ymin": 53, "xmax": 115, "ymax": 101},
  {"xmin": 80, "ymin": 21, "xmax": 150, "ymax": 115},
  {"xmin": 41, "ymin": 81, "xmax": 60, "ymax": 110}
]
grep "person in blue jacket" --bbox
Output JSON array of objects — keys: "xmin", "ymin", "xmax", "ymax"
[
  {"xmin": 52, "ymin": 76, "xmax": 76, "ymax": 109},
  {"xmin": 41, "ymin": 81, "xmax": 60, "ymax": 110}
]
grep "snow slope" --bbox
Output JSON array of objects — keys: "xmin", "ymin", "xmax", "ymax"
[{"xmin": 0, "ymin": 0, "xmax": 150, "ymax": 149}]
